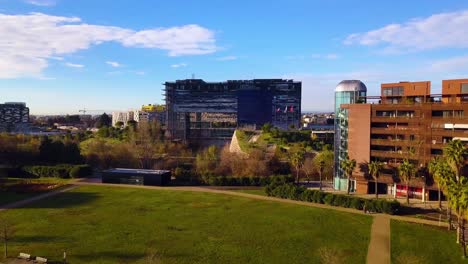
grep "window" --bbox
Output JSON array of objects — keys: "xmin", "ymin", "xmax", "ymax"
[
  {"xmin": 462, "ymin": 83, "xmax": 468, "ymax": 94},
  {"xmin": 383, "ymin": 86, "xmax": 404, "ymax": 96}
]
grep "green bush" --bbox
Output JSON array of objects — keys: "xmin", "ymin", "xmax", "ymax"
[
  {"xmin": 205, "ymin": 175, "xmax": 294, "ymax": 187},
  {"xmin": 349, "ymin": 197, "xmax": 365, "ymax": 210},
  {"xmin": 22, "ymin": 164, "xmax": 91, "ymax": 179},
  {"xmin": 265, "ymin": 183, "xmax": 401, "ymax": 215},
  {"xmin": 323, "ymin": 193, "xmax": 335, "ymax": 205},
  {"xmin": 69, "ymin": 165, "xmax": 93, "ymax": 178}
]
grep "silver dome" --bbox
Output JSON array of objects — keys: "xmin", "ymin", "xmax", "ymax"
[{"xmin": 335, "ymin": 80, "xmax": 367, "ymax": 92}]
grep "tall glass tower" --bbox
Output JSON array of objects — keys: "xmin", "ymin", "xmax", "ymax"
[{"xmin": 334, "ymin": 80, "xmax": 367, "ymax": 191}]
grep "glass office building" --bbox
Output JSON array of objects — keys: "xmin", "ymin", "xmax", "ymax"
[{"xmin": 333, "ymin": 80, "xmax": 367, "ymax": 191}]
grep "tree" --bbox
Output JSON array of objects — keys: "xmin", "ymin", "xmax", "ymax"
[
  {"xmin": 129, "ymin": 121, "xmax": 163, "ymax": 169},
  {"xmin": 368, "ymin": 161, "xmax": 384, "ymax": 199},
  {"xmin": 314, "ymin": 148, "xmax": 334, "ymax": 182},
  {"xmin": 302, "ymin": 157, "xmax": 315, "ymax": 183},
  {"xmin": 261, "ymin": 123, "xmax": 272, "ymax": 133},
  {"xmin": 0, "ymin": 217, "xmax": 15, "ymax": 259},
  {"xmin": 290, "ymin": 150, "xmax": 305, "ymax": 183},
  {"xmin": 95, "ymin": 113, "xmax": 112, "ymax": 128},
  {"xmin": 195, "ymin": 145, "xmax": 219, "ymax": 181},
  {"xmin": 444, "ymin": 140, "xmax": 468, "ymax": 182},
  {"xmin": 399, "ymin": 159, "xmax": 415, "ymax": 205},
  {"xmin": 340, "ymin": 156, "xmax": 356, "ymax": 195},
  {"xmin": 429, "ymin": 157, "xmax": 452, "ymax": 210},
  {"xmin": 115, "ymin": 121, "xmax": 124, "ymax": 128},
  {"xmin": 442, "ymin": 140, "xmax": 468, "ymax": 246}
]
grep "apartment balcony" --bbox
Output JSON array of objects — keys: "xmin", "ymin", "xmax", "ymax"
[
  {"xmin": 431, "ymin": 116, "xmax": 468, "ymax": 124},
  {"xmin": 370, "ymin": 150, "xmax": 421, "ymax": 159},
  {"xmin": 371, "ymin": 127, "xmax": 420, "ymax": 135},
  {"xmin": 430, "ymin": 102, "xmax": 468, "ymax": 110},
  {"xmin": 371, "ymin": 116, "xmax": 418, "ymax": 123},
  {"xmin": 431, "ymin": 128, "xmax": 468, "ymax": 138},
  {"xmin": 370, "ymin": 139, "xmax": 421, "ymax": 147}
]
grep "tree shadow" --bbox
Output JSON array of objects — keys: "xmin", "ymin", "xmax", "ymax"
[
  {"xmin": 72, "ymin": 251, "xmax": 146, "ymax": 263},
  {"xmin": 17, "ymin": 192, "xmax": 101, "ymax": 209},
  {"xmin": 13, "ymin": 235, "xmax": 65, "ymax": 244}
]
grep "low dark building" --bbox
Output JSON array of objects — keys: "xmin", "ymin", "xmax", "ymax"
[{"xmin": 102, "ymin": 168, "xmax": 171, "ymax": 186}]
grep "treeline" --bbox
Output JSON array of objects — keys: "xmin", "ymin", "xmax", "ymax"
[{"xmin": 0, "ymin": 133, "xmax": 83, "ymax": 165}]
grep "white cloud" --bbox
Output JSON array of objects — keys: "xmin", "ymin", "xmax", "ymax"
[
  {"xmin": 65, "ymin": 62, "xmax": 84, "ymax": 68},
  {"xmin": 344, "ymin": 10, "xmax": 468, "ymax": 52},
  {"xmin": 24, "ymin": 0, "xmax": 56, "ymax": 6},
  {"xmin": 171, "ymin": 63, "xmax": 187, "ymax": 68},
  {"xmin": 216, "ymin": 55, "xmax": 237, "ymax": 61},
  {"xmin": 0, "ymin": 12, "xmax": 217, "ymax": 78},
  {"xmin": 430, "ymin": 55, "xmax": 468, "ymax": 72},
  {"xmin": 106, "ymin": 61, "xmax": 122, "ymax": 67}
]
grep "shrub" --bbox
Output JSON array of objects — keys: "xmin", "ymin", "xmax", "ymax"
[
  {"xmin": 265, "ymin": 182, "xmax": 401, "ymax": 215},
  {"xmin": 22, "ymin": 164, "xmax": 90, "ymax": 179},
  {"xmin": 69, "ymin": 165, "xmax": 93, "ymax": 178},
  {"xmin": 323, "ymin": 193, "xmax": 335, "ymax": 205},
  {"xmin": 364, "ymin": 200, "xmax": 377, "ymax": 213},
  {"xmin": 349, "ymin": 197, "xmax": 365, "ymax": 210},
  {"xmin": 312, "ymin": 191, "xmax": 325, "ymax": 204}
]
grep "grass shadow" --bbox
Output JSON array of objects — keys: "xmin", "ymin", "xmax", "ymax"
[{"xmin": 18, "ymin": 192, "xmax": 101, "ymax": 209}]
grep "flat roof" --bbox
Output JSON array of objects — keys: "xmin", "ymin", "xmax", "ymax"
[{"xmin": 104, "ymin": 168, "xmax": 170, "ymax": 175}]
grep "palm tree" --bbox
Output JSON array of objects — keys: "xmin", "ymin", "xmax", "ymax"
[
  {"xmin": 290, "ymin": 151, "xmax": 305, "ymax": 184},
  {"xmin": 429, "ymin": 157, "xmax": 453, "ymax": 210},
  {"xmin": 341, "ymin": 156, "xmax": 356, "ymax": 195},
  {"xmin": 368, "ymin": 161, "xmax": 384, "ymax": 199},
  {"xmin": 443, "ymin": 140, "xmax": 468, "ymax": 245},
  {"xmin": 444, "ymin": 139, "xmax": 467, "ymax": 182},
  {"xmin": 399, "ymin": 159, "xmax": 415, "ymax": 205}
]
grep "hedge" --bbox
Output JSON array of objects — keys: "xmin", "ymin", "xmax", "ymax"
[
  {"xmin": 207, "ymin": 175, "xmax": 294, "ymax": 187},
  {"xmin": 22, "ymin": 164, "xmax": 92, "ymax": 179},
  {"xmin": 265, "ymin": 183, "xmax": 401, "ymax": 215}
]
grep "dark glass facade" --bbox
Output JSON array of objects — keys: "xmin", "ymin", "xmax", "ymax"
[{"xmin": 165, "ymin": 79, "xmax": 301, "ymax": 144}]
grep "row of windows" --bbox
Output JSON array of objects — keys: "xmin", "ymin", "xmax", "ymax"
[{"xmin": 383, "ymin": 86, "xmax": 404, "ymax": 96}]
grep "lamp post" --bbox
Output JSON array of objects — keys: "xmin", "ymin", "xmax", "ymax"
[{"xmin": 422, "ymin": 175, "xmax": 426, "ymax": 206}]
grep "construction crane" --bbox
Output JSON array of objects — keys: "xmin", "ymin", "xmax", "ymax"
[{"xmin": 79, "ymin": 108, "xmax": 106, "ymax": 115}]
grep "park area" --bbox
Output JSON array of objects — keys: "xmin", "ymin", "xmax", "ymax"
[
  {"xmin": 0, "ymin": 185, "xmax": 372, "ymax": 263},
  {"xmin": 0, "ymin": 184, "xmax": 467, "ymax": 263}
]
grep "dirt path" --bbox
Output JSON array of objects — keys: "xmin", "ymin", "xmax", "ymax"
[
  {"xmin": 367, "ymin": 215, "xmax": 390, "ymax": 264},
  {"xmin": 0, "ymin": 185, "xmax": 78, "ymax": 212}
]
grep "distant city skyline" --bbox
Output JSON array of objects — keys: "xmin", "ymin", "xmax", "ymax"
[{"xmin": 1, "ymin": 0, "xmax": 468, "ymax": 114}]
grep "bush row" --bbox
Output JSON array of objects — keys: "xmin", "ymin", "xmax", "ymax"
[
  {"xmin": 265, "ymin": 183, "xmax": 401, "ymax": 215},
  {"xmin": 22, "ymin": 164, "xmax": 93, "ymax": 179},
  {"xmin": 206, "ymin": 175, "xmax": 294, "ymax": 186}
]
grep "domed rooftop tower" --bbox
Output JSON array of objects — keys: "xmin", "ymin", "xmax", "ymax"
[{"xmin": 334, "ymin": 80, "xmax": 367, "ymax": 191}]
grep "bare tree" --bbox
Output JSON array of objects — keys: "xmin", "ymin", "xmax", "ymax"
[{"xmin": 0, "ymin": 217, "xmax": 15, "ymax": 259}]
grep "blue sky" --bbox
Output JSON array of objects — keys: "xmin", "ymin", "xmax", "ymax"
[{"xmin": 1, "ymin": 0, "xmax": 468, "ymax": 114}]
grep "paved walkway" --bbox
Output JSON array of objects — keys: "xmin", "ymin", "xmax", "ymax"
[
  {"xmin": 367, "ymin": 215, "xmax": 390, "ymax": 264},
  {"xmin": 0, "ymin": 185, "xmax": 78, "ymax": 212}
]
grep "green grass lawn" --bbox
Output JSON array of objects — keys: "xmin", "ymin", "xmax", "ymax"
[
  {"xmin": 391, "ymin": 220, "xmax": 468, "ymax": 263},
  {"xmin": 0, "ymin": 185, "xmax": 372, "ymax": 264},
  {"xmin": 230, "ymin": 189, "xmax": 267, "ymax": 196}
]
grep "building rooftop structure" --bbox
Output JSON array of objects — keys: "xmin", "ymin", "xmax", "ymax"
[{"xmin": 335, "ymin": 80, "xmax": 367, "ymax": 92}]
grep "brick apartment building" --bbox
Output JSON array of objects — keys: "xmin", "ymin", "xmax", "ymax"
[{"xmin": 335, "ymin": 79, "xmax": 468, "ymax": 201}]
